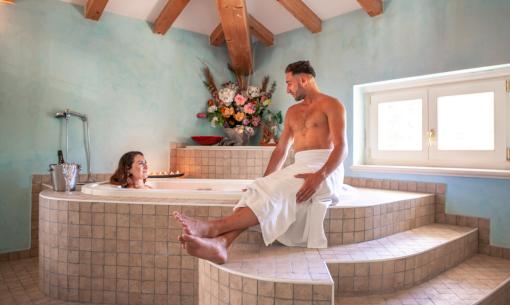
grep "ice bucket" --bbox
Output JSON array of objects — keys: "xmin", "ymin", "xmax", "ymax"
[{"xmin": 49, "ymin": 163, "xmax": 80, "ymax": 192}]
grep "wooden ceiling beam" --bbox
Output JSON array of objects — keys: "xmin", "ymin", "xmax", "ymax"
[
  {"xmin": 248, "ymin": 14, "xmax": 273, "ymax": 47},
  {"xmin": 153, "ymin": 0, "xmax": 191, "ymax": 35},
  {"xmin": 276, "ymin": 0, "xmax": 321, "ymax": 33},
  {"xmin": 210, "ymin": 23, "xmax": 225, "ymax": 46},
  {"xmin": 84, "ymin": 0, "xmax": 109, "ymax": 21},
  {"xmin": 357, "ymin": 0, "xmax": 383, "ymax": 17},
  {"xmin": 216, "ymin": 0, "xmax": 253, "ymax": 75}
]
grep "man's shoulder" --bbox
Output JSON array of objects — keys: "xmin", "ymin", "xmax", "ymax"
[
  {"xmin": 317, "ymin": 94, "xmax": 345, "ymax": 112},
  {"xmin": 286, "ymin": 103, "xmax": 301, "ymax": 114},
  {"xmin": 318, "ymin": 94, "xmax": 342, "ymax": 105}
]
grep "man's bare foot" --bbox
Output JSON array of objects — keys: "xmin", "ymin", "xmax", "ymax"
[
  {"xmin": 178, "ymin": 235, "xmax": 186, "ymax": 249},
  {"xmin": 180, "ymin": 234, "xmax": 228, "ymax": 265},
  {"xmin": 172, "ymin": 211, "xmax": 217, "ymax": 237}
]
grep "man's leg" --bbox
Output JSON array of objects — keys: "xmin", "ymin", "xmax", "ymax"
[
  {"xmin": 179, "ymin": 229, "xmax": 246, "ymax": 264},
  {"xmin": 173, "ymin": 207, "xmax": 259, "ymax": 238}
]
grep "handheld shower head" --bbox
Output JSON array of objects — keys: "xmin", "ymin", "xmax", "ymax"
[
  {"xmin": 54, "ymin": 109, "xmax": 87, "ymax": 121},
  {"xmin": 55, "ymin": 111, "xmax": 69, "ymax": 119}
]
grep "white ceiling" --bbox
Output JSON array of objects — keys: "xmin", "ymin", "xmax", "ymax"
[{"xmin": 61, "ymin": 0, "xmax": 363, "ymax": 35}]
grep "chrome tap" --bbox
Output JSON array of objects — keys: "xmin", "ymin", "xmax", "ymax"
[{"xmin": 54, "ymin": 108, "xmax": 94, "ymax": 183}]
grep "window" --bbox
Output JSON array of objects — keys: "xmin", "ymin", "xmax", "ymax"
[{"xmin": 363, "ymin": 73, "xmax": 509, "ymax": 171}]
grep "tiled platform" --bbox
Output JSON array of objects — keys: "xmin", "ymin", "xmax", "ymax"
[
  {"xmin": 201, "ymin": 224, "xmax": 478, "ymax": 301},
  {"xmin": 215, "ymin": 224, "xmax": 476, "ymax": 281},
  {"xmin": 335, "ymin": 255, "xmax": 510, "ymax": 305},
  {"xmin": 37, "ymin": 187, "xmax": 436, "ymax": 305}
]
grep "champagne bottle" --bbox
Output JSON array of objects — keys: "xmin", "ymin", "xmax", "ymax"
[{"xmin": 58, "ymin": 150, "xmax": 65, "ymax": 164}]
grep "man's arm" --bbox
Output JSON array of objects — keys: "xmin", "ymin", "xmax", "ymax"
[
  {"xmin": 263, "ymin": 110, "xmax": 294, "ymax": 177},
  {"xmin": 295, "ymin": 99, "xmax": 347, "ymax": 202},
  {"xmin": 316, "ymin": 100, "xmax": 347, "ymax": 178}
]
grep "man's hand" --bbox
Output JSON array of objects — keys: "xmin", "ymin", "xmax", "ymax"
[{"xmin": 295, "ymin": 172, "xmax": 325, "ymax": 203}]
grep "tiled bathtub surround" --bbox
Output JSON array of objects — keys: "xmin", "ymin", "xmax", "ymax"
[
  {"xmin": 198, "ymin": 260, "xmax": 333, "ymax": 305},
  {"xmin": 169, "ymin": 143, "xmax": 294, "ymax": 179},
  {"xmin": 344, "ymin": 176, "xmax": 510, "ymax": 259},
  {"xmin": 324, "ymin": 191, "xmax": 435, "ymax": 245},
  {"xmin": 37, "ymin": 193, "xmax": 263, "ymax": 305},
  {"xmin": 38, "ymin": 187, "xmax": 434, "ymax": 305}
]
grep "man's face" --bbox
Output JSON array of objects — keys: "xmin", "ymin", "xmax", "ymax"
[{"xmin": 285, "ymin": 72, "xmax": 306, "ymax": 102}]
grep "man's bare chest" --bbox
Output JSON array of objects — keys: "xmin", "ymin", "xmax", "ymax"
[{"xmin": 289, "ymin": 109, "xmax": 328, "ymax": 132}]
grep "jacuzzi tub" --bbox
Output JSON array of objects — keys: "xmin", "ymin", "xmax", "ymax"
[{"xmin": 81, "ymin": 178, "xmax": 252, "ymax": 200}]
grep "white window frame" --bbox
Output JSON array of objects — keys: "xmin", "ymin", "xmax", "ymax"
[
  {"xmin": 352, "ymin": 63, "xmax": 510, "ymax": 178},
  {"xmin": 368, "ymin": 88, "xmax": 429, "ymax": 165},
  {"xmin": 428, "ymin": 79, "xmax": 507, "ymax": 169}
]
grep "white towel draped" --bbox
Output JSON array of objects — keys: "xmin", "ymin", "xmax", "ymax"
[{"xmin": 235, "ymin": 149, "xmax": 344, "ymax": 248}]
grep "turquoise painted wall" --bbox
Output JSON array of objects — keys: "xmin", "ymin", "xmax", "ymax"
[
  {"xmin": 0, "ymin": 0, "xmax": 229, "ymax": 252},
  {"xmin": 252, "ymin": 0, "xmax": 510, "ymax": 247},
  {"xmin": 2, "ymin": 0, "xmax": 510, "ymax": 253}
]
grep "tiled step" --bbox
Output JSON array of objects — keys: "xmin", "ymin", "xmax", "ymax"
[
  {"xmin": 199, "ymin": 224, "xmax": 477, "ymax": 305},
  {"xmin": 335, "ymin": 255, "xmax": 510, "ymax": 305},
  {"xmin": 325, "ymin": 224, "xmax": 478, "ymax": 296}
]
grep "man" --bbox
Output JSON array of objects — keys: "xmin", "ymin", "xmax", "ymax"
[{"xmin": 173, "ymin": 60, "xmax": 347, "ymax": 264}]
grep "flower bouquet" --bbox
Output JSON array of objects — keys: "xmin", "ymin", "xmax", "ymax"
[{"xmin": 196, "ymin": 66, "xmax": 276, "ymax": 145}]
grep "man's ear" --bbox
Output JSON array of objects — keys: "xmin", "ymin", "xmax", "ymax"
[
  {"xmin": 297, "ymin": 74, "xmax": 306, "ymax": 86},
  {"xmin": 300, "ymin": 74, "xmax": 311, "ymax": 87}
]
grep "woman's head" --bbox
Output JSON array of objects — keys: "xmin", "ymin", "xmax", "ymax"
[{"xmin": 110, "ymin": 151, "xmax": 148, "ymax": 188}]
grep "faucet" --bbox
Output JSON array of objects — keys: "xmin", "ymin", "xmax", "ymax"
[{"xmin": 54, "ymin": 108, "xmax": 94, "ymax": 183}]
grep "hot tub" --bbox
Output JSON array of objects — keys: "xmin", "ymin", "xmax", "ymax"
[{"xmin": 81, "ymin": 178, "xmax": 252, "ymax": 200}]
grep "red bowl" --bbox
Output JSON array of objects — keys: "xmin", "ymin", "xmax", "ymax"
[{"xmin": 191, "ymin": 136, "xmax": 223, "ymax": 145}]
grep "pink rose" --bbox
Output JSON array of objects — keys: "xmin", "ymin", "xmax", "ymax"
[
  {"xmin": 242, "ymin": 118, "xmax": 250, "ymax": 126},
  {"xmin": 196, "ymin": 113, "xmax": 207, "ymax": 118},
  {"xmin": 243, "ymin": 103, "xmax": 256, "ymax": 114},
  {"xmin": 251, "ymin": 116, "xmax": 261, "ymax": 127},
  {"xmin": 234, "ymin": 94, "xmax": 247, "ymax": 106}
]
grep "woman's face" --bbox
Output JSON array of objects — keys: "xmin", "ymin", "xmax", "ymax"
[{"xmin": 129, "ymin": 154, "xmax": 148, "ymax": 181}]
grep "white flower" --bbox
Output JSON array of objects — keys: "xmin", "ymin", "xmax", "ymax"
[
  {"xmin": 247, "ymin": 86, "xmax": 261, "ymax": 98},
  {"xmin": 207, "ymin": 105, "xmax": 217, "ymax": 113},
  {"xmin": 211, "ymin": 117, "xmax": 218, "ymax": 127},
  {"xmin": 218, "ymin": 88, "xmax": 236, "ymax": 106},
  {"xmin": 245, "ymin": 126, "xmax": 254, "ymax": 136}
]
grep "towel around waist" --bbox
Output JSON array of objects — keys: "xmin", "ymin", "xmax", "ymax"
[{"xmin": 293, "ymin": 149, "xmax": 333, "ymax": 164}]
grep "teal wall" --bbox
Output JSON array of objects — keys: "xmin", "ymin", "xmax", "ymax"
[
  {"xmin": 2, "ymin": 0, "xmax": 510, "ymax": 253},
  {"xmin": 0, "ymin": 0, "xmax": 229, "ymax": 252},
  {"xmin": 252, "ymin": 0, "xmax": 510, "ymax": 247}
]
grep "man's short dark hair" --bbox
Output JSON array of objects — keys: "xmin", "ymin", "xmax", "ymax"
[{"xmin": 285, "ymin": 60, "xmax": 316, "ymax": 77}]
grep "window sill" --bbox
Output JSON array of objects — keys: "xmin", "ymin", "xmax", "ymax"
[{"xmin": 351, "ymin": 164, "xmax": 510, "ymax": 179}]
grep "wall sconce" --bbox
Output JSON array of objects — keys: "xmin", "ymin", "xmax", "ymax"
[{"xmin": 1, "ymin": 0, "xmax": 15, "ymax": 4}]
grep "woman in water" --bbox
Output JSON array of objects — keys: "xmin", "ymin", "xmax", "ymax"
[{"xmin": 110, "ymin": 151, "xmax": 151, "ymax": 189}]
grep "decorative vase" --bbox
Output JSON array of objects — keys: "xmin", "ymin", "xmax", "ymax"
[{"xmin": 222, "ymin": 128, "xmax": 251, "ymax": 146}]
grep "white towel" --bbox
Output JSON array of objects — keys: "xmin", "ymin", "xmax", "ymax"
[{"xmin": 235, "ymin": 149, "xmax": 344, "ymax": 248}]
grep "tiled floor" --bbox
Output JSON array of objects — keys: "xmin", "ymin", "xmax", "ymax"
[
  {"xmin": 219, "ymin": 224, "xmax": 476, "ymax": 283},
  {"xmin": 0, "ymin": 258, "xmax": 93, "ymax": 305},
  {"xmin": 3, "ymin": 255, "xmax": 509, "ymax": 305},
  {"xmin": 335, "ymin": 255, "xmax": 510, "ymax": 305}
]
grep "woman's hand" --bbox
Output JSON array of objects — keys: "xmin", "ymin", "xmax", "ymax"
[{"xmin": 295, "ymin": 172, "xmax": 325, "ymax": 203}]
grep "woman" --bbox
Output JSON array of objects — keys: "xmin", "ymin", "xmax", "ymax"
[{"xmin": 110, "ymin": 151, "xmax": 151, "ymax": 189}]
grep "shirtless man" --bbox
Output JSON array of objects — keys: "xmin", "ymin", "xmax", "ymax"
[{"xmin": 173, "ymin": 60, "xmax": 347, "ymax": 264}]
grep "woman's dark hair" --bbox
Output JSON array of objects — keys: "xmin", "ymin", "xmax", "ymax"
[
  {"xmin": 285, "ymin": 60, "xmax": 316, "ymax": 77},
  {"xmin": 110, "ymin": 151, "xmax": 145, "ymax": 188}
]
